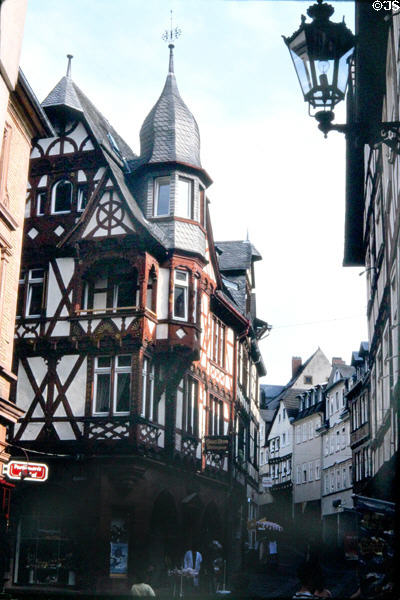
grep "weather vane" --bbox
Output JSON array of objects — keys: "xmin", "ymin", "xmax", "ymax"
[{"xmin": 162, "ymin": 10, "xmax": 181, "ymax": 45}]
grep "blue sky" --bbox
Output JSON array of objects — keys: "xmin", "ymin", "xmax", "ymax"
[{"xmin": 21, "ymin": 0, "xmax": 367, "ymax": 383}]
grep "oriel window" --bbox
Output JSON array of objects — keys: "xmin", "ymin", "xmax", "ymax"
[
  {"xmin": 141, "ymin": 358, "xmax": 155, "ymax": 421},
  {"xmin": 173, "ymin": 270, "xmax": 188, "ymax": 320},
  {"xmin": 51, "ymin": 180, "xmax": 73, "ymax": 214},
  {"xmin": 154, "ymin": 176, "xmax": 170, "ymax": 216}
]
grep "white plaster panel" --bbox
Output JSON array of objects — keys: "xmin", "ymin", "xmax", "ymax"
[
  {"xmin": 147, "ymin": 320, "xmax": 155, "ymax": 334},
  {"xmin": 94, "ymin": 167, "xmax": 106, "ymax": 181},
  {"xmin": 77, "ymin": 170, "xmax": 87, "ymax": 182},
  {"xmin": 38, "ymin": 175, "xmax": 48, "ymax": 187},
  {"xmin": 58, "ymin": 257, "xmax": 75, "ymax": 288},
  {"xmin": 122, "ymin": 212, "xmax": 135, "ymax": 231},
  {"xmin": 111, "ymin": 318, "xmax": 122, "ymax": 329},
  {"xmin": 49, "ymin": 141, "xmax": 61, "ymax": 155},
  {"xmin": 64, "ymin": 140, "xmax": 75, "ymax": 154},
  {"xmin": 156, "ymin": 324, "xmax": 168, "ymax": 339},
  {"xmin": 30, "ymin": 147, "xmax": 40, "ymax": 159},
  {"xmin": 81, "ymin": 138, "xmax": 94, "ymax": 151},
  {"xmin": 52, "ymin": 322, "xmax": 70, "ymax": 337},
  {"xmin": 82, "ymin": 211, "xmax": 98, "ymax": 237},
  {"xmin": 21, "ymin": 423, "xmax": 43, "ymax": 440},
  {"xmin": 158, "ymin": 393, "xmax": 165, "ymax": 425},
  {"xmin": 124, "ymin": 317, "xmax": 134, "ymax": 328},
  {"xmin": 24, "ymin": 200, "xmax": 31, "ymax": 218},
  {"xmin": 157, "ymin": 268, "xmax": 169, "ymax": 319},
  {"xmin": 16, "ymin": 362, "xmax": 35, "ymax": 413},
  {"xmin": 63, "ymin": 357, "xmax": 87, "ymax": 416},
  {"xmin": 53, "ymin": 404, "xmax": 68, "ymax": 418},
  {"xmin": 110, "ymin": 225, "xmax": 126, "ymax": 235},
  {"xmin": 28, "ymin": 357, "xmax": 48, "ymax": 388},
  {"xmin": 176, "ymin": 388, "xmax": 183, "ymax": 428},
  {"xmin": 79, "ymin": 320, "xmax": 88, "ymax": 333},
  {"xmin": 32, "ymin": 402, "xmax": 45, "ymax": 418},
  {"xmin": 39, "ymin": 137, "xmax": 57, "ymax": 153},
  {"xmin": 158, "ymin": 431, "xmax": 165, "ymax": 448},
  {"xmin": 70, "ymin": 122, "xmax": 89, "ymax": 147},
  {"xmin": 46, "ymin": 262, "xmax": 62, "ymax": 317},
  {"xmin": 175, "ymin": 433, "xmax": 181, "ymax": 451},
  {"xmin": 53, "ymin": 422, "xmax": 76, "ymax": 440}
]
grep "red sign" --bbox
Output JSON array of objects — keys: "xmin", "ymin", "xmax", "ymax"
[{"xmin": 6, "ymin": 461, "xmax": 49, "ymax": 482}]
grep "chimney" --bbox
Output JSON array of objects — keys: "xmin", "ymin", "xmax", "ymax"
[
  {"xmin": 292, "ymin": 356, "xmax": 302, "ymax": 378},
  {"xmin": 332, "ymin": 357, "xmax": 345, "ymax": 366}
]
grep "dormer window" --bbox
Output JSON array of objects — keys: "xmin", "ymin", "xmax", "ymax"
[
  {"xmin": 176, "ymin": 177, "xmax": 193, "ymax": 219},
  {"xmin": 51, "ymin": 179, "xmax": 73, "ymax": 214},
  {"xmin": 173, "ymin": 269, "xmax": 188, "ymax": 320},
  {"xmin": 154, "ymin": 176, "xmax": 170, "ymax": 216}
]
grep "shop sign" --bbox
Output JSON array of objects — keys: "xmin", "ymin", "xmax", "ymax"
[
  {"xmin": 5, "ymin": 461, "xmax": 49, "ymax": 482},
  {"xmin": 262, "ymin": 476, "xmax": 272, "ymax": 488},
  {"xmin": 204, "ymin": 436, "xmax": 230, "ymax": 453}
]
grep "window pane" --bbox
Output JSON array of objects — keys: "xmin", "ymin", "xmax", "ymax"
[
  {"xmin": 176, "ymin": 178, "xmax": 191, "ymax": 218},
  {"xmin": 115, "ymin": 281, "xmax": 135, "ymax": 308},
  {"xmin": 37, "ymin": 192, "xmax": 46, "ymax": 215},
  {"xmin": 156, "ymin": 180, "xmax": 170, "ymax": 216},
  {"xmin": 116, "ymin": 372, "xmax": 130, "ymax": 412},
  {"xmin": 97, "ymin": 356, "xmax": 111, "ymax": 368},
  {"xmin": 28, "ymin": 283, "xmax": 43, "ymax": 315},
  {"xmin": 77, "ymin": 184, "xmax": 88, "ymax": 211},
  {"xmin": 118, "ymin": 355, "xmax": 131, "ymax": 367},
  {"xmin": 175, "ymin": 271, "xmax": 187, "ymax": 282},
  {"xmin": 54, "ymin": 180, "xmax": 72, "ymax": 212},
  {"xmin": 174, "ymin": 286, "xmax": 186, "ymax": 318},
  {"xmin": 95, "ymin": 373, "xmax": 110, "ymax": 412}
]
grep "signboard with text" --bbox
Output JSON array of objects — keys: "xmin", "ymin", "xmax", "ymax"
[
  {"xmin": 5, "ymin": 461, "xmax": 49, "ymax": 482},
  {"xmin": 204, "ymin": 436, "xmax": 230, "ymax": 453}
]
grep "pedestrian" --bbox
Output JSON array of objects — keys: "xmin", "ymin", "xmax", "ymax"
[
  {"xmin": 268, "ymin": 538, "xmax": 278, "ymax": 565},
  {"xmin": 130, "ymin": 570, "xmax": 156, "ymax": 597},
  {"xmin": 292, "ymin": 561, "xmax": 317, "ymax": 599}
]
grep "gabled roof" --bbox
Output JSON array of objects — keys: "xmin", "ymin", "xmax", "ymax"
[
  {"xmin": 279, "ymin": 386, "xmax": 306, "ymax": 418},
  {"xmin": 326, "ymin": 364, "xmax": 355, "ymax": 389},
  {"xmin": 216, "ymin": 240, "xmax": 262, "ymax": 272}
]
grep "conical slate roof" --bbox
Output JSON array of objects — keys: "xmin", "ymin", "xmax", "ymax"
[
  {"xmin": 138, "ymin": 45, "xmax": 201, "ymax": 168},
  {"xmin": 42, "ymin": 75, "xmax": 83, "ymax": 113}
]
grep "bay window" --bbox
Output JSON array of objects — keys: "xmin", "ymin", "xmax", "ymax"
[{"xmin": 93, "ymin": 355, "xmax": 131, "ymax": 415}]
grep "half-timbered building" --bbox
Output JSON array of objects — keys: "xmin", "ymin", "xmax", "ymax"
[{"xmin": 6, "ymin": 47, "xmax": 266, "ymax": 593}]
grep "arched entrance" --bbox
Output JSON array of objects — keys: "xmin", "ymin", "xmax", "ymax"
[{"xmin": 148, "ymin": 491, "xmax": 179, "ymax": 579}]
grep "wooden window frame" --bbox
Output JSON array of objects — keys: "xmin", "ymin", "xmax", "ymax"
[{"xmin": 92, "ymin": 355, "xmax": 131, "ymax": 416}]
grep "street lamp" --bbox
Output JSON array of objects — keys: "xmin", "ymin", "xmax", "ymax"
[
  {"xmin": 283, "ymin": 0, "xmax": 400, "ymax": 148},
  {"xmin": 283, "ymin": 0, "xmax": 354, "ymax": 134}
]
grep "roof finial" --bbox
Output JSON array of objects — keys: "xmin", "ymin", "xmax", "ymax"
[
  {"xmin": 162, "ymin": 10, "xmax": 181, "ymax": 73},
  {"xmin": 66, "ymin": 54, "xmax": 73, "ymax": 78}
]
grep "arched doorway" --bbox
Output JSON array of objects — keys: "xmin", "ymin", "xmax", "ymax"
[{"xmin": 148, "ymin": 491, "xmax": 179, "ymax": 581}]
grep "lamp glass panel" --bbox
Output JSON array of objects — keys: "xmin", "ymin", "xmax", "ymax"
[
  {"xmin": 337, "ymin": 48, "xmax": 353, "ymax": 95},
  {"xmin": 289, "ymin": 47, "xmax": 313, "ymax": 97}
]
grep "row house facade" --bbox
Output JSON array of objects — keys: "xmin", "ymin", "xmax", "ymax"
[
  {"xmin": 4, "ymin": 46, "xmax": 266, "ymax": 593},
  {"xmin": 344, "ymin": 2, "xmax": 399, "ymax": 503},
  {"xmin": 259, "ymin": 349, "xmax": 331, "ymax": 528},
  {"xmin": 0, "ymin": 0, "xmax": 53, "ymax": 581}
]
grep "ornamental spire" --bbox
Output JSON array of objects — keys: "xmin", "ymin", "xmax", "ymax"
[
  {"xmin": 162, "ymin": 10, "xmax": 181, "ymax": 74},
  {"xmin": 66, "ymin": 54, "xmax": 73, "ymax": 78}
]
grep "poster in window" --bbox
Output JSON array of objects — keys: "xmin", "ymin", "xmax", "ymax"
[{"xmin": 110, "ymin": 517, "xmax": 128, "ymax": 576}]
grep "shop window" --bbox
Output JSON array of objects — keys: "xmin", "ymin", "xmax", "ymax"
[
  {"xmin": 173, "ymin": 269, "xmax": 188, "ymax": 320},
  {"xmin": 14, "ymin": 515, "xmax": 76, "ymax": 586},
  {"xmin": 17, "ymin": 268, "xmax": 45, "ymax": 318},
  {"xmin": 93, "ymin": 355, "xmax": 131, "ymax": 415},
  {"xmin": 176, "ymin": 177, "xmax": 193, "ymax": 219},
  {"xmin": 141, "ymin": 358, "xmax": 155, "ymax": 421},
  {"xmin": 154, "ymin": 176, "xmax": 170, "ymax": 216},
  {"xmin": 51, "ymin": 180, "xmax": 73, "ymax": 214},
  {"xmin": 36, "ymin": 190, "xmax": 47, "ymax": 216}
]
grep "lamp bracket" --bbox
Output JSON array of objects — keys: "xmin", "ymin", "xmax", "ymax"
[{"xmin": 315, "ymin": 111, "xmax": 400, "ymax": 153}]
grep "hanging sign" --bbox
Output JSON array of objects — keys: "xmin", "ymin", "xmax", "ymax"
[
  {"xmin": 204, "ymin": 436, "xmax": 230, "ymax": 453},
  {"xmin": 5, "ymin": 461, "xmax": 49, "ymax": 482}
]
